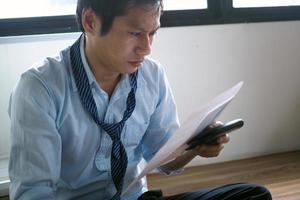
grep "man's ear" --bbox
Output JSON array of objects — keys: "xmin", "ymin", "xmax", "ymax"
[{"xmin": 81, "ymin": 8, "xmax": 100, "ymax": 34}]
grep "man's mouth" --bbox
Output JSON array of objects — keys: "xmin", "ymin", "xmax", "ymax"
[{"xmin": 128, "ymin": 60, "xmax": 143, "ymax": 67}]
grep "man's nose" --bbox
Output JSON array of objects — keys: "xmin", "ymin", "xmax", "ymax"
[{"xmin": 136, "ymin": 35, "xmax": 152, "ymax": 57}]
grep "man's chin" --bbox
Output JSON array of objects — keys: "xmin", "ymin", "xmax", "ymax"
[{"xmin": 125, "ymin": 66, "xmax": 139, "ymax": 74}]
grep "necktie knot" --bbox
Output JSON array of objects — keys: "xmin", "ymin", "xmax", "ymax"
[{"xmin": 101, "ymin": 121, "xmax": 125, "ymax": 142}]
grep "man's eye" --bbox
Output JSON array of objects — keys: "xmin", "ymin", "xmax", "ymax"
[
  {"xmin": 150, "ymin": 31, "xmax": 157, "ymax": 36},
  {"xmin": 130, "ymin": 32, "xmax": 142, "ymax": 37}
]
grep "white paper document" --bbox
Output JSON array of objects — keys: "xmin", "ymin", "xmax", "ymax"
[{"xmin": 124, "ymin": 81, "xmax": 244, "ymax": 193}]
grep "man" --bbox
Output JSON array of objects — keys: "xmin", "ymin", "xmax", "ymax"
[{"xmin": 8, "ymin": 0, "xmax": 272, "ymax": 199}]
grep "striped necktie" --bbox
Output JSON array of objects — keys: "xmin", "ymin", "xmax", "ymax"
[{"xmin": 70, "ymin": 36, "xmax": 138, "ymax": 200}]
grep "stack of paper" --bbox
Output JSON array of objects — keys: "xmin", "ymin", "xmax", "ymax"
[{"xmin": 124, "ymin": 81, "xmax": 244, "ymax": 193}]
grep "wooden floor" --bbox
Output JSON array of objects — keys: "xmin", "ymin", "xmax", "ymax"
[
  {"xmin": 1, "ymin": 151, "xmax": 299, "ymax": 200},
  {"xmin": 147, "ymin": 151, "xmax": 300, "ymax": 200}
]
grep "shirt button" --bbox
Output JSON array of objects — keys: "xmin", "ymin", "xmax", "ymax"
[{"xmin": 95, "ymin": 153, "xmax": 107, "ymax": 171}]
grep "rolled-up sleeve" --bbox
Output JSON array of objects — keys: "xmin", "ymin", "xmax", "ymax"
[{"xmin": 8, "ymin": 71, "xmax": 61, "ymax": 200}]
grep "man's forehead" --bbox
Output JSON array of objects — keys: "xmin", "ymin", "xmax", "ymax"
[
  {"xmin": 121, "ymin": 5, "xmax": 161, "ymax": 30},
  {"xmin": 125, "ymin": 17, "xmax": 161, "ymax": 31}
]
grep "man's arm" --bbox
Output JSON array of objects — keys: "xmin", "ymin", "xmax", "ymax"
[
  {"xmin": 140, "ymin": 62, "xmax": 229, "ymax": 174},
  {"xmin": 9, "ymin": 72, "xmax": 61, "ymax": 200}
]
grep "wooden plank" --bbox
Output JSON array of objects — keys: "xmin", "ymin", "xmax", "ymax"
[{"xmin": 1, "ymin": 151, "xmax": 299, "ymax": 199}]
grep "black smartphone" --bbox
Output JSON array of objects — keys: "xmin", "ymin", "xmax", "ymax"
[{"xmin": 186, "ymin": 119, "xmax": 244, "ymax": 150}]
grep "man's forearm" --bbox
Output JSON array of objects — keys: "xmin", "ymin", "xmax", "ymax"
[
  {"xmin": 159, "ymin": 149, "xmax": 198, "ymax": 172},
  {"xmin": 159, "ymin": 133, "xmax": 229, "ymax": 172}
]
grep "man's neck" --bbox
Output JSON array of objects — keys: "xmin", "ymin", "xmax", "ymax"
[
  {"xmin": 84, "ymin": 39, "xmax": 121, "ymax": 97},
  {"xmin": 91, "ymin": 66, "xmax": 122, "ymax": 98},
  {"xmin": 97, "ymin": 73, "xmax": 122, "ymax": 98}
]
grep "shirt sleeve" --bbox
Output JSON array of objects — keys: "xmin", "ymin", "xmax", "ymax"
[
  {"xmin": 8, "ymin": 71, "xmax": 61, "ymax": 200},
  {"xmin": 140, "ymin": 63, "xmax": 182, "ymax": 175}
]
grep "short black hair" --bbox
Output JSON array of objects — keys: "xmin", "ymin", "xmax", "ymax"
[{"xmin": 76, "ymin": 0, "xmax": 163, "ymax": 35}]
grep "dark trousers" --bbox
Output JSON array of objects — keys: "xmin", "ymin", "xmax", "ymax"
[{"xmin": 139, "ymin": 183, "xmax": 272, "ymax": 200}]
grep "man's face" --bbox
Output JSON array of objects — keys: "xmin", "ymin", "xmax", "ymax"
[{"xmin": 87, "ymin": 4, "xmax": 161, "ymax": 75}]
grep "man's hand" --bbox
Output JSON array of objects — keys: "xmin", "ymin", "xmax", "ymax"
[
  {"xmin": 191, "ymin": 121, "xmax": 230, "ymax": 158},
  {"xmin": 160, "ymin": 121, "xmax": 230, "ymax": 171}
]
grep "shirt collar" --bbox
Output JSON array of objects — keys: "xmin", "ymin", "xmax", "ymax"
[{"xmin": 80, "ymin": 35, "xmax": 98, "ymax": 86}]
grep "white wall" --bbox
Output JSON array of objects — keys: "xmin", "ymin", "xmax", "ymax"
[{"xmin": 1, "ymin": 21, "xmax": 300, "ymax": 170}]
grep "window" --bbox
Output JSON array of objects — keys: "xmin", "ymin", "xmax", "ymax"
[
  {"xmin": 224, "ymin": 0, "xmax": 300, "ymax": 24},
  {"xmin": 1, "ymin": 0, "xmax": 300, "ymax": 37},
  {"xmin": 0, "ymin": 0, "xmax": 76, "ymax": 19},
  {"xmin": 0, "ymin": 0, "xmax": 207, "ymax": 19},
  {"xmin": 233, "ymin": 0, "xmax": 300, "ymax": 8},
  {"xmin": 164, "ymin": 0, "xmax": 207, "ymax": 10}
]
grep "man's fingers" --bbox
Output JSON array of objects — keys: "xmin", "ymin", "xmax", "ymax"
[
  {"xmin": 196, "ymin": 143, "xmax": 225, "ymax": 157},
  {"xmin": 209, "ymin": 121, "xmax": 223, "ymax": 128},
  {"xmin": 216, "ymin": 134, "xmax": 230, "ymax": 144}
]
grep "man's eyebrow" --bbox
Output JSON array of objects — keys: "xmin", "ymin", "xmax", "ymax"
[
  {"xmin": 129, "ymin": 24, "xmax": 161, "ymax": 32},
  {"xmin": 147, "ymin": 26, "xmax": 160, "ymax": 34}
]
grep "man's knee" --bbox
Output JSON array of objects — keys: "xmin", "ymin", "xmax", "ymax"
[
  {"xmin": 208, "ymin": 182, "xmax": 272, "ymax": 200},
  {"xmin": 248, "ymin": 183, "xmax": 272, "ymax": 199}
]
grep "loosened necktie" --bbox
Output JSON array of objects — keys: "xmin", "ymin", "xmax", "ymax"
[{"xmin": 70, "ymin": 36, "xmax": 138, "ymax": 200}]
